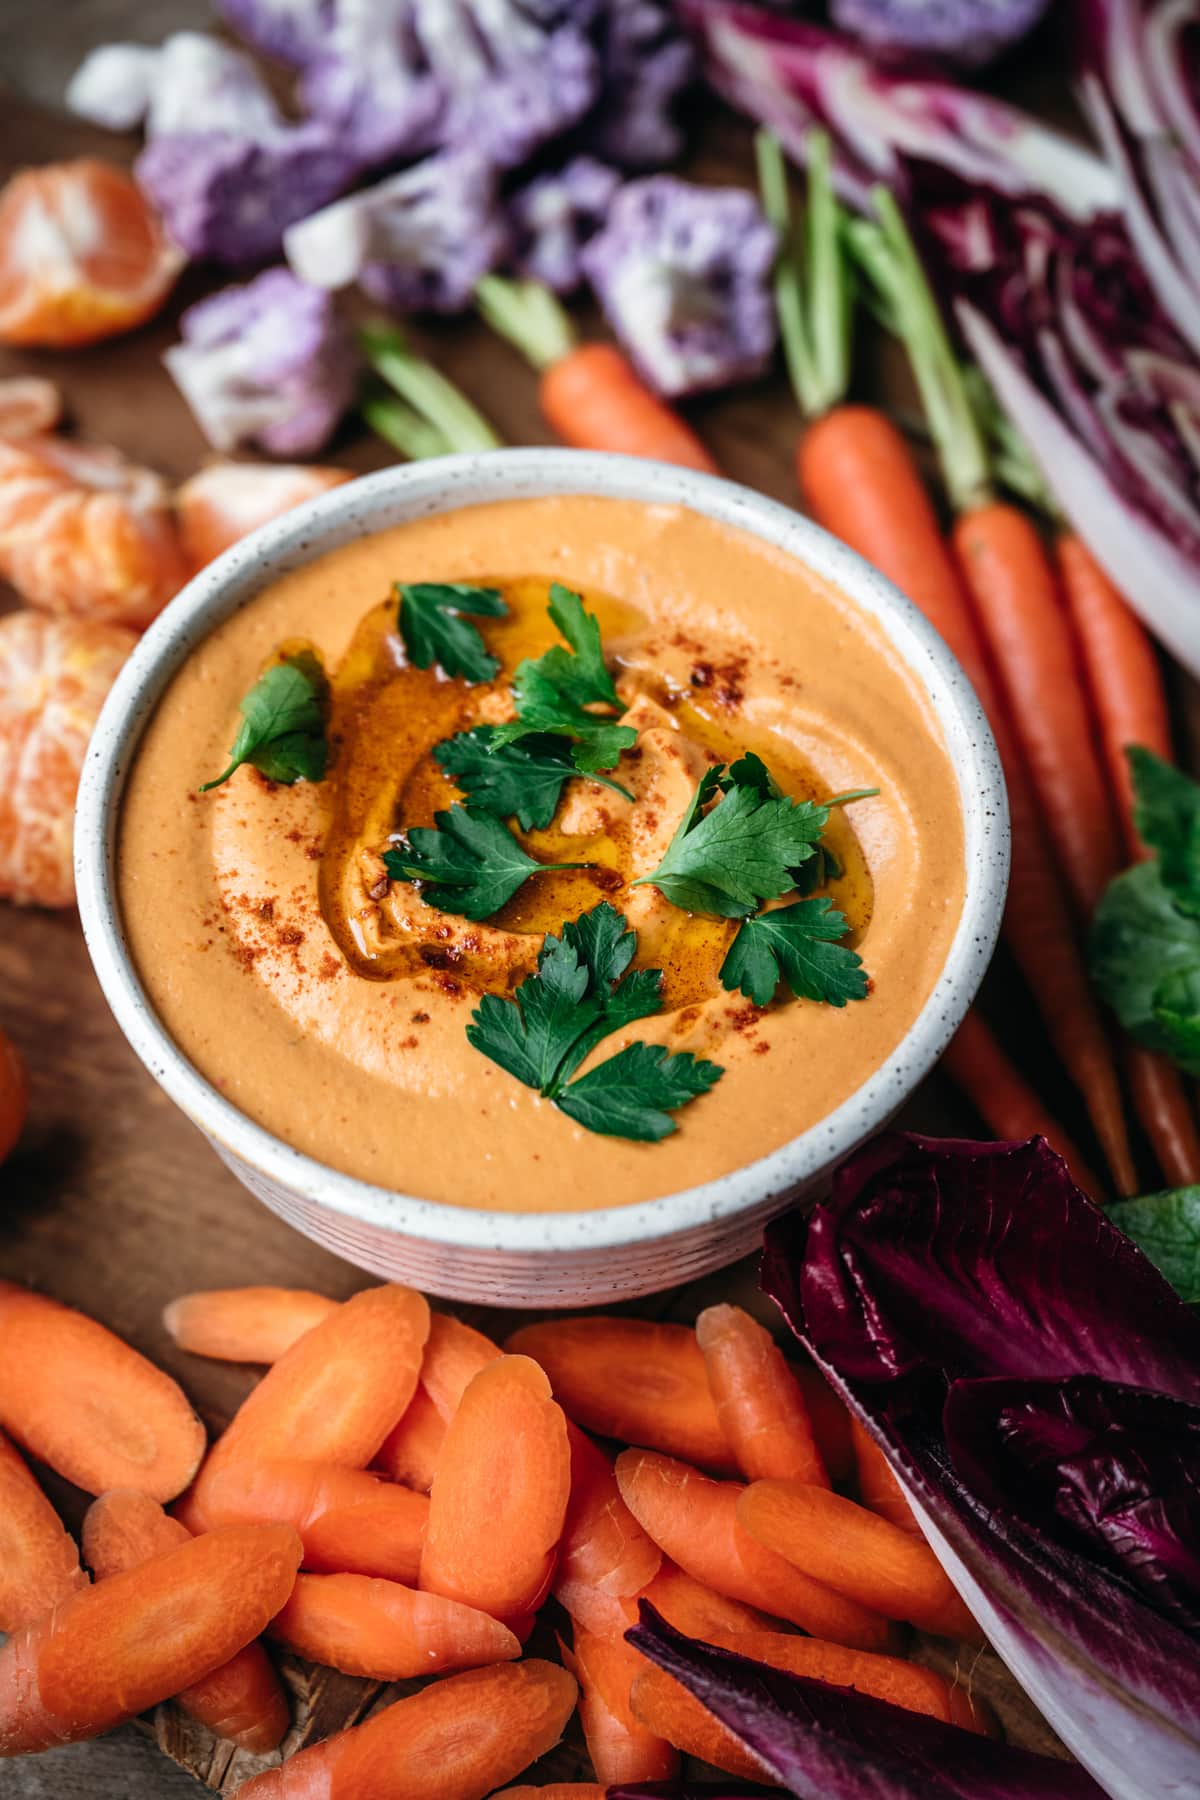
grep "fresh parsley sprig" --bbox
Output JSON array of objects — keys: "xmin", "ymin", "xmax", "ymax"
[
  {"xmin": 467, "ymin": 901, "xmax": 723, "ymax": 1140},
  {"xmin": 383, "ymin": 805, "xmax": 591, "ymax": 920},
  {"xmin": 397, "ymin": 581, "xmax": 508, "ymax": 683},
  {"xmin": 201, "ymin": 652, "xmax": 328, "ymax": 793},
  {"xmin": 720, "ymin": 898, "xmax": 868, "ymax": 1006},
  {"xmin": 436, "ymin": 726, "xmax": 634, "ymax": 831},
  {"xmin": 490, "ymin": 584, "xmax": 637, "ymax": 775}
]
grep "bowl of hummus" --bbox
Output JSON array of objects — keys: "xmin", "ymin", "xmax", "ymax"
[{"xmin": 77, "ymin": 450, "xmax": 1007, "ymax": 1307}]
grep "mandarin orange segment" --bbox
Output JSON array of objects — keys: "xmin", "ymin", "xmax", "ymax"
[
  {"xmin": 0, "ymin": 610, "xmax": 134, "ymax": 907},
  {"xmin": 0, "ymin": 378, "xmax": 62, "ymax": 440},
  {"xmin": 175, "ymin": 461, "xmax": 353, "ymax": 571},
  {"xmin": 0, "ymin": 159, "xmax": 183, "ymax": 348}
]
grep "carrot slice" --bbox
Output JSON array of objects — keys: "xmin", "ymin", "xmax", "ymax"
[
  {"xmin": 630, "ymin": 1665, "xmax": 769, "ymax": 1783},
  {"xmin": 233, "ymin": 1658, "xmax": 578, "ymax": 1799},
  {"xmin": 851, "ymin": 1417, "xmax": 919, "ymax": 1535},
  {"xmin": 553, "ymin": 1422, "xmax": 662, "ymax": 1634},
  {"xmin": 374, "ymin": 1385, "xmax": 447, "ymax": 1492},
  {"xmin": 570, "ymin": 1625, "xmax": 679, "ymax": 1785},
  {"xmin": 615, "ymin": 1450, "xmax": 892, "ymax": 1649},
  {"xmin": 420, "ymin": 1355, "xmax": 570, "ymax": 1625},
  {"xmin": 697, "ymin": 1304, "xmax": 829, "ymax": 1487},
  {"xmin": 0, "ymin": 1522, "xmax": 301, "ymax": 1754},
  {"xmin": 794, "ymin": 1363, "xmax": 854, "ymax": 1483},
  {"xmin": 188, "ymin": 1284, "xmax": 429, "ymax": 1524},
  {"xmin": 163, "ymin": 1288, "xmax": 340, "ymax": 1363},
  {"xmin": 202, "ymin": 1459, "xmax": 429, "ymax": 1584},
  {"xmin": 81, "ymin": 1489, "xmax": 289, "ymax": 1754},
  {"xmin": 506, "ymin": 1318, "xmax": 734, "ymax": 1470},
  {"xmin": 420, "ymin": 1314, "xmax": 503, "ymax": 1419},
  {"xmin": 0, "ymin": 1426, "xmax": 87, "ymax": 1632},
  {"xmin": 641, "ymin": 1559, "xmax": 775, "ymax": 1638},
  {"xmin": 269, "ymin": 1571, "xmax": 519, "ymax": 1680},
  {"xmin": 0, "ymin": 1283, "xmax": 205, "ymax": 1502}
]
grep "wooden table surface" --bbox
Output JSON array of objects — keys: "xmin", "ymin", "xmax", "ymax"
[{"xmin": 0, "ymin": 8, "xmax": 1158, "ymax": 1793}]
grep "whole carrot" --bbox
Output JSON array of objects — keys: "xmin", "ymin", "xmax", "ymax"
[
  {"xmin": 0, "ymin": 1523, "xmax": 302, "ymax": 1755},
  {"xmin": 476, "ymin": 277, "xmax": 717, "ymax": 471},
  {"xmin": 942, "ymin": 1012, "xmax": 1102, "ymax": 1197},
  {"xmin": 570, "ymin": 1625, "xmax": 680, "ymax": 1785},
  {"xmin": 554, "ymin": 1422, "xmax": 662, "ymax": 1636},
  {"xmin": 269, "ymin": 1571, "xmax": 520, "ymax": 1680},
  {"xmin": 163, "ymin": 1288, "xmax": 339, "ymax": 1363},
  {"xmin": 81, "ymin": 1489, "xmax": 289, "ymax": 1755},
  {"xmin": 201, "ymin": 1459, "xmax": 429, "ymax": 1584},
  {"xmin": 0, "ymin": 1427, "xmax": 87, "ymax": 1633},
  {"xmin": 696, "ymin": 1303, "xmax": 829, "ymax": 1487}
]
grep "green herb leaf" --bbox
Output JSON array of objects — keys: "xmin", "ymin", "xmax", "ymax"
[
  {"xmin": 435, "ymin": 726, "xmax": 633, "ymax": 830},
  {"xmin": 1129, "ymin": 746, "xmax": 1200, "ymax": 917},
  {"xmin": 200, "ymin": 654, "xmax": 328, "ymax": 793},
  {"xmin": 1108, "ymin": 1187, "xmax": 1200, "ymax": 1304},
  {"xmin": 554, "ymin": 1039, "xmax": 725, "ymax": 1142},
  {"xmin": 490, "ymin": 584, "xmax": 636, "ymax": 775},
  {"xmin": 1090, "ymin": 860, "xmax": 1200, "ymax": 1076},
  {"xmin": 720, "ymin": 898, "xmax": 868, "ymax": 1006},
  {"xmin": 633, "ymin": 776, "xmax": 831, "ymax": 918},
  {"xmin": 397, "ymin": 582, "xmax": 508, "ymax": 683},
  {"xmin": 382, "ymin": 805, "xmax": 589, "ymax": 921}
]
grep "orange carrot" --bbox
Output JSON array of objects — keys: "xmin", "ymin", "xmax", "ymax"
[
  {"xmin": 0, "ymin": 1426, "xmax": 87, "ymax": 1632},
  {"xmin": 553, "ymin": 1422, "xmax": 662, "ymax": 1635},
  {"xmin": 737, "ymin": 1479, "xmax": 972, "ymax": 1636},
  {"xmin": 570, "ymin": 1627, "xmax": 680, "ymax": 1785},
  {"xmin": 493, "ymin": 1789, "xmax": 604, "ymax": 1799},
  {"xmin": 269, "ymin": 1571, "xmax": 519, "ymax": 1680},
  {"xmin": 163, "ymin": 1288, "xmax": 339, "ymax": 1363},
  {"xmin": 1125, "ymin": 1044, "xmax": 1200, "ymax": 1188},
  {"xmin": 419, "ymin": 1314, "xmax": 503, "ymax": 1419},
  {"xmin": 374, "ymin": 1385, "xmax": 447, "ymax": 1492},
  {"xmin": 0, "ymin": 1522, "xmax": 301, "ymax": 1755},
  {"xmin": 629, "ymin": 1665, "xmax": 769, "ymax": 1783},
  {"xmin": 232, "ymin": 1658, "xmax": 578, "ymax": 1799},
  {"xmin": 942, "ymin": 1012, "xmax": 1101, "ymax": 1196},
  {"xmin": 794, "ymin": 1362, "xmax": 854, "ymax": 1483},
  {"xmin": 642, "ymin": 1558, "xmax": 776, "ymax": 1638},
  {"xmin": 540, "ymin": 345, "xmax": 716, "ymax": 471},
  {"xmin": 851, "ymin": 1417, "xmax": 920, "ymax": 1536},
  {"xmin": 81, "ymin": 1490, "xmax": 289, "ymax": 1754},
  {"xmin": 420, "ymin": 1355, "xmax": 571, "ymax": 1626},
  {"xmin": 697, "ymin": 1303, "xmax": 829, "ymax": 1487},
  {"xmin": 201, "ymin": 1459, "xmax": 429, "ymax": 1584},
  {"xmin": 0, "ymin": 1283, "xmax": 205, "ymax": 1502},
  {"xmin": 799, "ymin": 407, "xmax": 1135, "ymax": 1195},
  {"xmin": 506, "ymin": 1318, "xmax": 734, "ymax": 1471},
  {"xmin": 615, "ymin": 1449, "xmax": 892, "ymax": 1649},
  {"xmin": 187, "ymin": 1284, "xmax": 429, "ymax": 1525}
]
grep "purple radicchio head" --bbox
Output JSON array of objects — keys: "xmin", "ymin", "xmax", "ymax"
[
  {"xmin": 507, "ymin": 157, "xmax": 620, "ymax": 295},
  {"xmin": 829, "ymin": 0, "xmax": 1052, "ymax": 71}
]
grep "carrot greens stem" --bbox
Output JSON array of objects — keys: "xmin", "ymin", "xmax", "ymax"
[
  {"xmin": 360, "ymin": 324, "xmax": 503, "ymax": 455},
  {"xmin": 476, "ymin": 275, "xmax": 577, "ymax": 373},
  {"xmin": 756, "ymin": 130, "xmax": 852, "ymax": 421}
]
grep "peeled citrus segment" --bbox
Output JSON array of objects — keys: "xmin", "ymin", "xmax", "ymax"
[
  {"xmin": 176, "ymin": 461, "xmax": 352, "ymax": 570},
  {"xmin": 0, "ymin": 378, "xmax": 62, "ymax": 440},
  {"xmin": 0, "ymin": 434, "xmax": 187, "ymax": 628},
  {"xmin": 0, "ymin": 158, "xmax": 183, "ymax": 348},
  {"xmin": 0, "ymin": 609, "xmax": 135, "ymax": 906}
]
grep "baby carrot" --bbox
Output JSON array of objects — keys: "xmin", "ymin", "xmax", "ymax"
[
  {"xmin": 553, "ymin": 1422, "xmax": 662, "ymax": 1636},
  {"xmin": 506, "ymin": 1318, "xmax": 734, "ymax": 1471},
  {"xmin": 737, "ymin": 1479, "xmax": 965, "ymax": 1634},
  {"xmin": 163, "ymin": 1288, "xmax": 339, "ymax": 1363},
  {"xmin": 641, "ymin": 1560, "xmax": 775, "ymax": 1639},
  {"xmin": 269, "ymin": 1571, "xmax": 520, "ymax": 1680},
  {"xmin": 421, "ymin": 1355, "xmax": 571, "ymax": 1626},
  {"xmin": 188, "ymin": 1284, "xmax": 430, "ymax": 1524},
  {"xmin": 570, "ymin": 1625, "xmax": 679, "ymax": 1785},
  {"xmin": 374, "ymin": 1386, "xmax": 446, "ymax": 1492},
  {"xmin": 493, "ymin": 1789, "xmax": 604, "ymax": 1799},
  {"xmin": 630, "ymin": 1665, "xmax": 769, "ymax": 1784},
  {"xmin": 851, "ymin": 1417, "xmax": 919, "ymax": 1536},
  {"xmin": 0, "ymin": 1283, "xmax": 205, "ymax": 1502},
  {"xmin": 419, "ymin": 1314, "xmax": 503, "ymax": 1419},
  {"xmin": 232, "ymin": 1658, "xmax": 578, "ymax": 1799},
  {"xmin": 615, "ymin": 1450, "xmax": 892, "ymax": 1649},
  {"xmin": 0, "ymin": 1427, "xmax": 87, "ymax": 1632},
  {"xmin": 201, "ymin": 1459, "xmax": 429, "ymax": 1584},
  {"xmin": 696, "ymin": 1304, "xmax": 828, "ymax": 1487},
  {"xmin": 794, "ymin": 1362, "xmax": 854, "ymax": 1483},
  {"xmin": 81, "ymin": 1489, "xmax": 289, "ymax": 1755},
  {"xmin": 0, "ymin": 1523, "xmax": 301, "ymax": 1755}
]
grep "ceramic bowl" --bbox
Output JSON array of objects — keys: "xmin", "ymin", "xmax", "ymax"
[{"xmin": 76, "ymin": 450, "xmax": 1008, "ymax": 1308}]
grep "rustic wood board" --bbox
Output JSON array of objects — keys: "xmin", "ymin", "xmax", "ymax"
[{"xmin": 0, "ymin": 28, "xmax": 1173, "ymax": 1794}]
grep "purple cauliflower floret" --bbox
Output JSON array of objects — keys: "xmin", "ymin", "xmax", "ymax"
[
  {"xmin": 508, "ymin": 157, "xmax": 620, "ymax": 294},
  {"xmin": 214, "ymin": 0, "xmax": 336, "ymax": 67},
  {"xmin": 163, "ymin": 267, "xmax": 358, "ymax": 456},
  {"xmin": 284, "ymin": 150, "xmax": 508, "ymax": 314},
  {"xmin": 581, "ymin": 177, "xmax": 778, "ymax": 397},
  {"xmin": 588, "ymin": 0, "xmax": 696, "ymax": 168},
  {"xmin": 829, "ymin": 0, "xmax": 1052, "ymax": 69}
]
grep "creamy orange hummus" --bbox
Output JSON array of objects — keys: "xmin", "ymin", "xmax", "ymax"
[{"xmin": 118, "ymin": 495, "xmax": 965, "ymax": 1211}]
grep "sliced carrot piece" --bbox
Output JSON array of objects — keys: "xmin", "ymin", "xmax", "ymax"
[
  {"xmin": 201, "ymin": 1459, "xmax": 428, "ymax": 1584},
  {"xmin": 506, "ymin": 1318, "xmax": 734, "ymax": 1470},
  {"xmin": 615, "ymin": 1449, "xmax": 891, "ymax": 1650},
  {"xmin": 269, "ymin": 1571, "xmax": 519, "ymax": 1680},
  {"xmin": 420, "ymin": 1314, "xmax": 504, "ymax": 1419},
  {"xmin": 641, "ymin": 1559, "xmax": 775, "ymax": 1639},
  {"xmin": 0, "ymin": 1283, "xmax": 205, "ymax": 1502},
  {"xmin": 851, "ymin": 1417, "xmax": 920, "ymax": 1535},
  {"xmin": 630, "ymin": 1665, "xmax": 769, "ymax": 1784},
  {"xmin": 81, "ymin": 1489, "xmax": 288, "ymax": 1755},
  {"xmin": 0, "ymin": 1522, "xmax": 301, "ymax": 1755},
  {"xmin": 233, "ymin": 1658, "xmax": 578, "ymax": 1799},
  {"xmin": 794, "ymin": 1362, "xmax": 854, "ymax": 1483},
  {"xmin": 163, "ymin": 1288, "xmax": 340, "ymax": 1364},
  {"xmin": 420, "ymin": 1355, "xmax": 570, "ymax": 1626},
  {"xmin": 0, "ymin": 1426, "xmax": 87, "ymax": 1632},
  {"xmin": 553, "ymin": 1422, "xmax": 662, "ymax": 1635},
  {"xmin": 570, "ymin": 1626, "xmax": 679, "ymax": 1785},
  {"xmin": 374, "ymin": 1385, "xmax": 447, "ymax": 1492},
  {"xmin": 188, "ymin": 1284, "xmax": 430, "ymax": 1524},
  {"xmin": 737, "ymin": 1480, "xmax": 966, "ymax": 1634},
  {"xmin": 697, "ymin": 1304, "xmax": 829, "ymax": 1487}
]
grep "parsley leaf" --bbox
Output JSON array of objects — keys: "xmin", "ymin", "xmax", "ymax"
[
  {"xmin": 383, "ymin": 805, "xmax": 590, "ymax": 920},
  {"xmin": 489, "ymin": 584, "xmax": 637, "ymax": 775},
  {"xmin": 721, "ymin": 899, "xmax": 867, "ymax": 1007},
  {"xmin": 466, "ymin": 900, "xmax": 722, "ymax": 1140},
  {"xmin": 633, "ymin": 774, "xmax": 831, "ymax": 918},
  {"xmin": 1108, "ymin": 1186, "xmax": 1200, "ymax": 1303},
  {"xmin": 200, "ymin": 653, "xmax": 328, "ymax": 793},
  {"xmin": 1129, "ymin": 746, "xmax": 1200, "ymax": 917},
  {"xmin": 435, "ymin": 726, "xmax": 633, "ymax": 830},
  {"xmin": 397, "ymin": 581, "xmax": 507, "ymax": 683}
]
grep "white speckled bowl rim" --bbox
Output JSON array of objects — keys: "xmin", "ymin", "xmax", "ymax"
[{"xmin": 76, "ymin": 449, "xmax": 1008, "ymax": 1262}]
